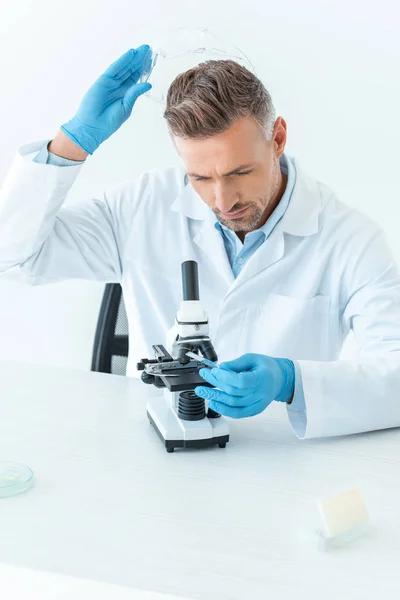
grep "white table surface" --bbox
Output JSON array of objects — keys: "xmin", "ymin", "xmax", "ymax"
[
  {"xmin": 1, "ymin": 359, "xmax": 400, "ymax": 599},
  {"xmin": 0, "ymin": 562, "xmax": 190, "ymax": 599}
]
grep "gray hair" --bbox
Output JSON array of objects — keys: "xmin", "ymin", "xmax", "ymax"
[{"xmin": 164, "ymin": 59, "xmax": 276, "ymax": 141}]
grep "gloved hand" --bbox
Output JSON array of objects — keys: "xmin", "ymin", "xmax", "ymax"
[
  {"xmin": 61, "ymin": 45, "xmax": 151, "ymax": 155},
  {"xmin": 195, "ymin": 353, "xmax": 295, "ymax": 419}
]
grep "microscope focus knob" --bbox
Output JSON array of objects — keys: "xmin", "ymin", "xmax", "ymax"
[
  {"xmin": 141, "ymin": 372, "xmax": 156, "ymax": 385},
  {"xmin": 207, "ymin": 407, "xmax": 221, "ymax": 419}
]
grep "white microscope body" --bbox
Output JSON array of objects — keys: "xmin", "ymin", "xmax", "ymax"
[{"xmin": 138, "ymin": 261, "xmax": 230, "ymax": 453}]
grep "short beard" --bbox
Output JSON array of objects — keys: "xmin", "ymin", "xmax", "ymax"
[
  {"xmin": 215, "ymin": 204, "xmax": 266, "ymax": 232},
  {"xmin": 215, "ymin": 158, "xmax": 282, "ymax": 233}
]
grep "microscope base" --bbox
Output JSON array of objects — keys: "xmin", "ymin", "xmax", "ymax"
[{"xmin": 146, "ymin": 395, "xmax": 230, "ymax": 453}]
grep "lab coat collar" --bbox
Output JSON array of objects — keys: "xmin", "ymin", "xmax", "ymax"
[{"xmin": 170, "ymin": 155, "xmax": 321, "ymax": 237}]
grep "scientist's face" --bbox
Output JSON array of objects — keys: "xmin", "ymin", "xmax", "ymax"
[{"xmin": 173, "ymin": 116, "xmax": 287, "ymax": 235}]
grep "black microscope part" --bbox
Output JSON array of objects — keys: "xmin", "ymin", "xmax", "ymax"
[{"xmin": 182, "ymin": 260, "xmax": 200, "ymax": 301}]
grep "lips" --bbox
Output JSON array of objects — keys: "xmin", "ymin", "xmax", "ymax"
[{"xmin": 221, "ymin": 206, "xmax": 249, "ymax": 219}]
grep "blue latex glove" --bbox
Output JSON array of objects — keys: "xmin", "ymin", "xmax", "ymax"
[
  {"xmin": 61, "ymin": 45, "xmax": 151, "ymax": 155},
  {"xmin": 195, "ymin": 353, "xmax": 295, "ymax": 419}
]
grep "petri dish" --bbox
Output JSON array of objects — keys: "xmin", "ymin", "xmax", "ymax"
[
  {"xmin": 0, "ymin": 462, "xmax": 34, "ymax": 498},
  {"xmin": 139, "ymin": 26, "xmax": 256, "ymax": 104}
]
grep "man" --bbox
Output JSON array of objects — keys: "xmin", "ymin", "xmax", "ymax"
[{"xmin": 1, "ymin": 45, "xmax": 400, "ymax": 440}]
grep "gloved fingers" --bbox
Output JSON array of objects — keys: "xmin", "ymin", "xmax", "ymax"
[
  {"xmin": 194, "ymin": 385, "xmax": 248, "ymax": 406},
  {"xmin": 103, "ymin": 45, "xmax": 150, "ymax": 81},
  {"xmin": 208, "ymin": 397, "xmax": 272, "ymax": 419},
  {"xmin": 219, "ymin": 354, "xmax": 258, "ymax": 372},
  {"xmin": 195, "ymin": 385, "xmax": 262, "ymax": 407},
  {"xmin": 204, "ymin": 365, "xmax": 259, "ymax": 391},
  {"xmin": 123, "ymin": 82, "xmax": 152, "ymax": 112},
  {"xmin": 198, "ymin": 368, "xmax": 248, "ymax": 397},
  {"xmin": 124, "ymin": 62, "xmax": 149, "ymax": 87}
]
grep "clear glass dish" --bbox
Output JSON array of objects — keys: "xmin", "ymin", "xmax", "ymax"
[{"xmin": 0, "ymin": 462, "xmax": 34, "ymax": 498}]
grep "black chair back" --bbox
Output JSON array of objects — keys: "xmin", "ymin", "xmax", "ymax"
[{"xmin": 91, "ymin": 283, "xmax": 129, "ymax": 375}]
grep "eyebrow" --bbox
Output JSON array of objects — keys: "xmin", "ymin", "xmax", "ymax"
[{"xmin": 187, "ymin": 163, "xmax": 254, "ymax": 179}]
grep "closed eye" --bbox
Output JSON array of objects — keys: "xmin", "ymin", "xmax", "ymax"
[{"xmin": 193, "ymin": 170, "xmax": 253, "ymax": 182}]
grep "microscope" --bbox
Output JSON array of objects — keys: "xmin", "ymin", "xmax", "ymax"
[{"xmin": 137, "ymin": 260, "xmax": 230, "ymax": 453}]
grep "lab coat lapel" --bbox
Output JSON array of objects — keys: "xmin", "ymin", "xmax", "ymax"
[
  {"xmin": 170, "ymin": 178, "xmax": 235, "ymax": 288},
  {"xmin": 193, "ymin": 218, "xmax": 235, "ymax": 288},
  {"xmin": 226, "ymin": 159, "xmax": 322, "ymax": 287},
  {"xmin": 170, "ymin": 159, "xmax": 321, "ymax": 290},
  {"xmin": 233, "ymin": 228, "xmax": 285, "ymax": 288}
]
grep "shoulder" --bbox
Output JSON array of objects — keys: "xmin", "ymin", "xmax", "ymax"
[
  {"xmin": 286, "ymin": 156, "xmax": 383, "ymax": 246},
  {"xmin": 312, "ymin": 179, "xmax": 397, "ymax": 289},
  {"xmin": 104, "ymin": 164, "xmax": 187, "ymax": 211},
  {"xmin": 316, "ymin": 180, "xmax": 385, "ymax": 251}
]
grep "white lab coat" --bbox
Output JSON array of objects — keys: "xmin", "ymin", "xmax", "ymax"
[{"xmin": 1, "ymin": 139, "xmax": 400, "ymax": 440}]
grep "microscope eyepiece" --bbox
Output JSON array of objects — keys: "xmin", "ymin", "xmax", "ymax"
[{"xmin": 182, "ymin": 261, "xmax": 200, "ymax": 301}]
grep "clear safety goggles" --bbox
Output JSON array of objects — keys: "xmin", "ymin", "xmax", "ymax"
[{"xmin": 138, "ymin": 26, "xmax": 256, "ymax": 104}]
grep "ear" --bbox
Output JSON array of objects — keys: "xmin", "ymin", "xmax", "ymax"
[{"xmin": 273, "ymin": 117, "xmax": 287, "ymax": 157}]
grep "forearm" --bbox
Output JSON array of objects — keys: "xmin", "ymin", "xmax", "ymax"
[
  {"xmin": 289, "ymin": 355, "xmax": 400, "ymax": 440},
  {"xmin": 0, "ymin": 139, "xmax": 84, "ymax": 273},
  {"xmin": 48, "ymin": 130, "xmax": 89, "ymax": 161}
]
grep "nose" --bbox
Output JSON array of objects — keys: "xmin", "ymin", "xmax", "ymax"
[{"xmin": 214, "ymin": 182, "xmax": 236, "ymax": 214}]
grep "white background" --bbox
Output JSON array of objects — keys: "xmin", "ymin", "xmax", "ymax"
[{"xmin": 0, "ymin": 0, "xmax": 399, "ymax": 370}]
